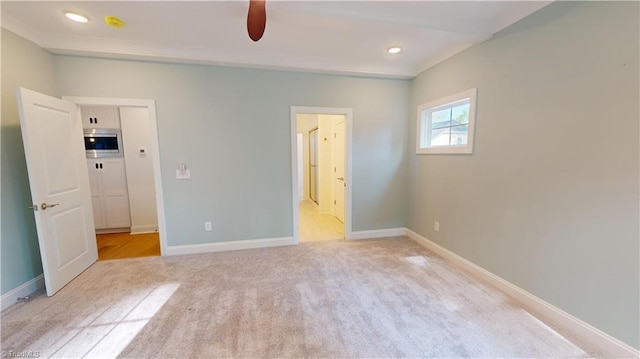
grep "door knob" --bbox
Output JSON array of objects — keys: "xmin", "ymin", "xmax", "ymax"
[
  {"xmin": 41, "ymin": 203, "xmax": 60, "ymax": 210},
  {"xmin": 337, "ymin": 177, "xmax": 344, "ymax": 181}
]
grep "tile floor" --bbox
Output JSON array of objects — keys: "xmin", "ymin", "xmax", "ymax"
[{"xmin": 298, "ymin": 199, "xmax": 344, "ymax": 242}]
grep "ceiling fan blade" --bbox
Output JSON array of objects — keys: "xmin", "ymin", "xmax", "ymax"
[{"xmin": 247, "ymin": 0, "xmax": 266, "ymax": 42}]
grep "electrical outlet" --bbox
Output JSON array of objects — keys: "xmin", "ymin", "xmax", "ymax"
[
  {"xmin": 204, "ymin": 221, "xmax": 212, "ymax": 231},
  {"xmin": 434, "ymin": 221, "xmax": 440, "ymax": 232},
  {"xmin": 176, "ymin": 163, "xmax": 190, "ymax": 180}
]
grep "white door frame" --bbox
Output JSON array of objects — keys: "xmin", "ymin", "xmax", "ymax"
[
  {"xmin": 290, "ymin": 106, "xmax": 353, "ymax": 243},
  {"xmin": 63, "ymin": 96, "xmax": 168, "ymax": 255}
]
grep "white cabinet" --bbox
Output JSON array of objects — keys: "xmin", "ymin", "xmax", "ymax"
[
  {"xmin": 87, "ymin": 158, "xmax": 131, "ymax": 230},
  {"xmin": 87, "ymin": 161, "xmax": 107, "ymax": 228},
  {"xmin": 81, "ymin": 106, "xmax": 120, "ymax": 129}
]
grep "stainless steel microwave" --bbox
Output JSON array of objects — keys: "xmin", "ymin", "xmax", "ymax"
[{"xmin": 84, "ymin": 129, "xmax": 124, "ymax": 158}]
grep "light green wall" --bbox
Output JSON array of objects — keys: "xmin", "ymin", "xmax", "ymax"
[
  {"xmin": 1, "ymin": 29, "xmax": 56, "ymax": 294},
  {"xmin": 3, "ymin": 2, "xmax": 638, "ymax": 350},
  {"xmin": 408, "ymin": 2, "xmax": 639, "ymax": 348},
  {"xmin": 52, "ymin": 57, "xmax": 410, "ymax": 246}
]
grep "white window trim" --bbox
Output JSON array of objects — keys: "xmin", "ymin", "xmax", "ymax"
[{"xmin": 416, "ymin": 88, "xmax": 477, "ymax": 155}]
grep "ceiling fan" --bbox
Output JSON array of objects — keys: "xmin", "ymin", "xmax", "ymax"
[{"xmin": 247, "ymin": 0, "xmax": 267, "ymax": 41}]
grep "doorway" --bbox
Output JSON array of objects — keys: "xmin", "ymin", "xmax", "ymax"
[
  {"xmin": 65, "ymin": 97, "xmax": 168, "ymax": 258},
  {"xmin": 290, "ymin": 107, "xmax": 353, "ymax": 243}
]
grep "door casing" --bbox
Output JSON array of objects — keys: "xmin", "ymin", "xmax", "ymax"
[
  {"xmin": 63, "ymin": 96, "xmax": 168, "ymax": 255},
  {"xmin": 290, "ymin": 106, "xmax": 353, "ymax": 243}
]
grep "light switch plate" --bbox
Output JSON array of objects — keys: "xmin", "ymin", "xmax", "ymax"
[{"xmin": 176, "ymin": 169, "xmax": 191, "ymax": 179}]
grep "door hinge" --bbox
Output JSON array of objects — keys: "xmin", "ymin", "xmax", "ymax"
[
  {"xmin": 334, "ymin": 167, "xmax": 336, "ymax": 172},
  {"xmin": 334, "ymin": 200, "xmax": 336, "ymax": 205},
  {"xmin": 334, "ymin": 133, "xmax": 336, "ymax": 138}
]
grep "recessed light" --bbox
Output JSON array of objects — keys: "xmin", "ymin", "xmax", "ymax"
[
  {"xmin": 388, "ymin": 47, "xmax": 402, "ymax": 54},
  {"xmin": 65, "ymin": 12, "xmax": 89, "ymax": 23}
]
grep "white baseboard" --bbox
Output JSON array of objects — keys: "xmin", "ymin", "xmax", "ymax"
[
  {"xmin": 1, "ymin": 274, "xmax": 44, "ymax": 311},
  {"xmin": 404, "ymin": 228, "xmax": 639, "ymax": 358},
  {"xmin": 130, "ymin": 225, "xmax": 159, "ymax": 235},
  {"xmin": 164, "ymin": 236, "xmax": 296, "ymax": 256},
  {"xmin": 95, "ymin": 228, "xmax": 129, "ymax": 234},
  {"xmin": 348, "ymin": 228, "xmax": 406, "ymax": 240}
]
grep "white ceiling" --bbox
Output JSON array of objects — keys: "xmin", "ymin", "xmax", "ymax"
[{"xmin": 1, "ymin": 1, "xmax": 552, "ymax": 79}]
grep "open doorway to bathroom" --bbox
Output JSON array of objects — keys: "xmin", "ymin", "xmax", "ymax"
[{"xmin": 293, "ymin": 109, "xmax": 350, "ymax": 242}]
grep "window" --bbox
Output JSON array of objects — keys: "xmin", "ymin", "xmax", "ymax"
[{"xmin": 417, "ymin": 88, "xmax": 477, "ymax": 154}]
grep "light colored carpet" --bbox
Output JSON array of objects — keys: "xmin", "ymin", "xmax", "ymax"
[{"xmin": 1, "ymin": 237, "xmax": 600, "ymax": 358}]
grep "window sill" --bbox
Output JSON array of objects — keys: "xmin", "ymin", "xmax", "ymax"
[{"xmin": 416, "ymin": 146, "xmax": 473, "ymax": 155}]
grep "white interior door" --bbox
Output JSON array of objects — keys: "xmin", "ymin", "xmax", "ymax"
[
  {"xmin": 334, "ymin": 120, "xmax": 346, "ymax": 223},
  {"xmin": 17, "ymin": 87, "xmax": 98, "ymax": 296}
]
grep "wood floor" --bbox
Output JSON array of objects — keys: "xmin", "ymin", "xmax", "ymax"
[
  {"xmin": 97, "ymin": 232, "xmax": 160, "ymax": 260},
  {"xmin": 299, "ymin": 199, "xmax": 344, "ymax": 242}
]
